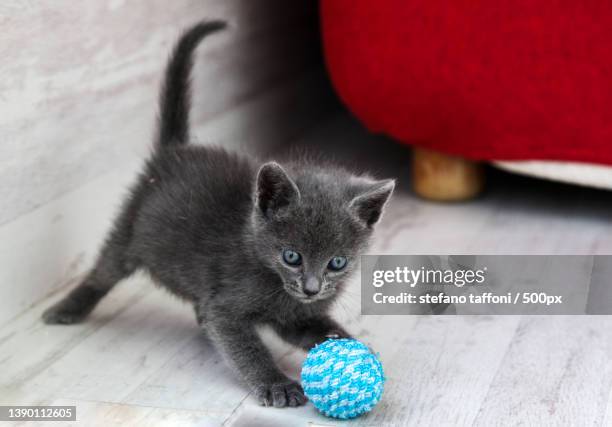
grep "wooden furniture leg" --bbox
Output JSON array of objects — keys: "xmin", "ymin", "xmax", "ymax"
[{"xmin": 411, "ymin": 147, "xmax": 485, "ymax": 201}]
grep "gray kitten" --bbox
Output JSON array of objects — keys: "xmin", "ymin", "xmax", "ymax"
[{"xmin": 42, "ymin": 20, "xmax": 395, "ymax": 408}]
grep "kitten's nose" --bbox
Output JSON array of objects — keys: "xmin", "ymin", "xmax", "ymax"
[{"xmin": 303, "ymin": 276, "xmax": 320, "ymax": 296}]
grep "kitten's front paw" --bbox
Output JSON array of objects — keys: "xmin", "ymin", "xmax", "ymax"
[{"xmin": 254, "ymin": 380, "xmax": 307, "ymax": 408}]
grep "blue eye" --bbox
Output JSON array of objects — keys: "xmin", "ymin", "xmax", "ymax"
[
  {"xmin": 328, "ymin": 256, "xmax": 347, "ymax": 271},
  {"xmin": 282, "ymin": 249, "xmax": 302, "ymax": 266}
]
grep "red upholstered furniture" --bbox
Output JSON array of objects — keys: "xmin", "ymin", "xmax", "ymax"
[{"xmin": 320, "ymin": 0, "xmax": 612, "ymax": 197}]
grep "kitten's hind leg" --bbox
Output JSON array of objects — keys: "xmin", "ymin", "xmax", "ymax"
[
  {"xmin": 42, "ymin": 243, "xmax": 137, "ymax": 324},
  {"xmin": 43, "ymin": 179, "xmax": 149, "ymax": 324}
]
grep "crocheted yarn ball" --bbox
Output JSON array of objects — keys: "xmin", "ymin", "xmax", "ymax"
[{"xmin": 301, "ymin": 338, "xmax": 385, "ymax": 419}]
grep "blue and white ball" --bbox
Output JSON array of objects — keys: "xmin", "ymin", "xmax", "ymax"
[{"xmin": 301, "ymin": 338, "xmax": 385, "ymax": 419}]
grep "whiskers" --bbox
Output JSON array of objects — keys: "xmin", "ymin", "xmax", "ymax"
[
  {"xmin": 317, "ymin": 282, "xmax": 337, "ymax": 300},
  {"xmin": 261, "ymin": 285, "xmax": 287, "ymax": 300},
  {"xmin": 276, "ymin": 279, "xmax": 346, "ymax": 305}
]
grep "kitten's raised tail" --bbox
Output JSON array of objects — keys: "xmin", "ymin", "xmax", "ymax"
[{"xmin": 157, "ymin": 20, "xmax": 226, "ymax": 147}]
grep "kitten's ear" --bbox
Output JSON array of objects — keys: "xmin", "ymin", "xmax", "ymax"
[
  {"xmin": 349, "ymin": 179, "xmax": 395, "ymax": 228},
  {"xmin": 255, "ymin": 162, "xmax": 300, "ymax": 218}
]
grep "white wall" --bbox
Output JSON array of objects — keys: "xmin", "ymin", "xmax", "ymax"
[{"xmin": 0, "ymin": 0, "xmax": 333, "ymax": 323}]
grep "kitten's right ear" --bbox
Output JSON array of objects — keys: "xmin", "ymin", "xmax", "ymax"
[{"xmin": 255, "ymin": 162, "xmax": 300, "ymax": 218}]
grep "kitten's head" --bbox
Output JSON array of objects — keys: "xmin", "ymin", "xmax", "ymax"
[{"xmin": 251, "ymin": 161, "xmax": 394, "ymax": 303}]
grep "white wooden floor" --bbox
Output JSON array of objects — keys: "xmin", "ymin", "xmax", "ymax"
[{"xmin": 2, "ymin": 113, "xmax": 612, "ymax": 426}]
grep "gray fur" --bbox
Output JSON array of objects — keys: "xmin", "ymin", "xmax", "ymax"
[{"xmin": 42, "ymin": 20, "xmax": 395, "ymax": 408}]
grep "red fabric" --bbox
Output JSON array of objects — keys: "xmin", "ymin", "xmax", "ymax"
[{"xmin": 320, "ymin": 1, "xmax": 612, "ymax": 165}]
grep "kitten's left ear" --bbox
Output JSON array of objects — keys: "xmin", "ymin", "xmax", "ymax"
[
  {"xmin": 255, "ymin": 162, "xmax": 300, "ymax": 219},
  {"xmin": 349, "ymin": 179, "xmax": 395, "ymax": 228}
]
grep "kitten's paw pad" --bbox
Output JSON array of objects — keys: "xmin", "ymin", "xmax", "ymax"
[
  {"xmin": 42, "ymin": 305, "xmax": 87, "ymax": 325},
  {"xmin": 255, "ymin": 381, "xmax": 307, "ymax": 408}
]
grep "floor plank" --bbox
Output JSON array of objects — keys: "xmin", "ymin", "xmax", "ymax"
[
  {"xmin": 44, "ymin": 398, "xmax": 225, "ymax": 427},
  {"xmin": 474, "ymin": 316, "xmax": 612, "ymax": 426},
  {"xmin": 0, "ymin": 276, "xmax": 150, "ymax": 403}
]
